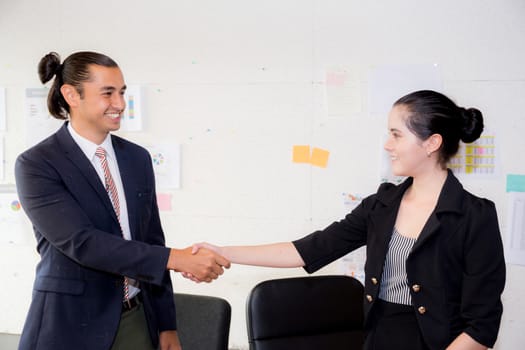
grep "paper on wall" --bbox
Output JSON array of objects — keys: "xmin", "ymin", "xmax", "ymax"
[
  {"xmin": 25, "ymin": 88, "xmax": 63, "ymax": 147},
  {"xmin": 145, "ymin": 143, "xmax": 181, "ymax": 189}
]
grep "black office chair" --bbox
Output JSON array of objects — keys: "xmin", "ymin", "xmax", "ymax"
[
  {"xmin": 246, "ymin": 275, "xmax": 364, "ymax": 350},
  {"xmin": 173, "ymin": 293, "xmax": 231, "ymax": 350}
]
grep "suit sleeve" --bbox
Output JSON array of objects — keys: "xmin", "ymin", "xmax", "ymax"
[
  {"xmin": 15, "ymin": 149, "xmax": 171, "ymax": 286},
  {"xmin": 140, "ymin": 152, "xmax": 177, "ymax": 331},
  {"xmin": 460, "ymin": 199, "xmax": 505, "ymax": 347}
]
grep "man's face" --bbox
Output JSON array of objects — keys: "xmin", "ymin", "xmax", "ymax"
[{"xmin": 71, "ymin": 64, "xmax": 126, "ymax": 143}]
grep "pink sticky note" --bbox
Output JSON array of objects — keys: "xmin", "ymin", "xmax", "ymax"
[
  {"xmin": 157, "ymin": 193, "xmax": 172, "ymax": 211},
  {"xmin": 326, "ymin": 71, "xmax": 347, "ymax": 87}
]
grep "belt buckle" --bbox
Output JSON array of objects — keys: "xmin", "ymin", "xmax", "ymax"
[{"xmin": 122, "ymin": 295, "xmax": 139, "ymax": 312}]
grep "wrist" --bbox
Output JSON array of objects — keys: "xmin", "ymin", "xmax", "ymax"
[{"xmin": 167, "ymin": 248, "xmax": 184, "ymax": 271}]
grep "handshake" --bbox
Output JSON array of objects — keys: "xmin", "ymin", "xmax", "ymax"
[
  {"xmin": 167, "ymin": 241, "xmax": 303, "ymax": 282},
  {"xmin": 167, "ymin": 243, "xmax": 228, "ymax": 283}
]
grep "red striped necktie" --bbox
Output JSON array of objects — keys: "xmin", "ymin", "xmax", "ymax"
[{"xmin": 95, "ymin": 146, "xmax": 130, "ymax": 303}]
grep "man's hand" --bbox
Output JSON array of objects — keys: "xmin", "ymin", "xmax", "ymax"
[
  {"xmin": 167, "ymin": 247, "xmax": 230, "ymax": 282},
  {"xmin": 159, "ymin": 330, "xmax": 181, "ymax": 350},
  {"xmin": 181, "ymin": 242, "xmax": 223, "ymax": 283}
]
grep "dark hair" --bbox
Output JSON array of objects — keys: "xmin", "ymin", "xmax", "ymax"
[
  {"xmin": 393, "ymin": 90, "xmax": 484, "ymax": 167},
  {"xmin": 38, "ymin": 51, "xmax": 119, "ymax": 120}
]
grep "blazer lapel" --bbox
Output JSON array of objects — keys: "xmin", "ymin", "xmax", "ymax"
[
  {"xmin": 369, "ymin": 204, "xmax": 399, "ymax": 263},
  {"xmin": 411, "ymin": 213, "xmax": 440, "ymax": 252},
  {"xmin": 369, "ymin": 179, "xmax": 413, "ymax": 263},
  {"xmin": 412, "ymin": 170, "xmax": 464, "ymax": 253},
  {"xmin": 56, "ymin": 123, "xmax": 119, "ymax": 226},
  {"xmin": 112, "ymin": 136, "xmax": 138, "ymax": 240}
]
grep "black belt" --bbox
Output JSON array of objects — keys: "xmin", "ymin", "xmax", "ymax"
[{"xmin": 122, "ymin": 294, "xmax": 141, "ymax": 313}]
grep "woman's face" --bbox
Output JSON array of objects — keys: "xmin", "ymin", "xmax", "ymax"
[{"xmin": 383, "ymin": 104, "xmax": 434, "ymax": 177}]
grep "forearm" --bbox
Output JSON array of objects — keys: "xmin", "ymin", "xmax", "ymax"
[
  {"xmin": 220, "ymin": 242, "xmax": 305, "ymax": 268},
  {"xmin": 447, "ymin": 333, "xmax": 487, "ymax": 350}
]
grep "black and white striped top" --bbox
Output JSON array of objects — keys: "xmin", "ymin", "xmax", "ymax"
[{"xmin": 378, "ymin": 228, "xmax": 417, "ymax": 305}]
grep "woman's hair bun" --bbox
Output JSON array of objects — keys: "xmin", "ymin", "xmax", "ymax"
[
  {"xmin": 38, "ymin": 52, "xmax": 62, "ymax": 84},
  {"xmin": 459, "ymin": 107, "xmax": 484, "ymax": 143}
]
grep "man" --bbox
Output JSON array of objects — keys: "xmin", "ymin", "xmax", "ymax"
[{"xmin": 15, "ymin": 51, "xmax": 229, "ymax": 350}]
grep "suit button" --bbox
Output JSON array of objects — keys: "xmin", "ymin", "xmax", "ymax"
[
  {"xmin": 412, "ymin": 284, "xmax": 421, "ymax": 292},
  {"xmin": 366, "ymin": 295, "xmax": 373, "ymax": 303},
  {"xmin": 371, "ymin": 277, "xmax": 378, "ymax": 285},
  {"xmin": 418, "ymin": 306, "xmax": 427, "ymax": 314}
]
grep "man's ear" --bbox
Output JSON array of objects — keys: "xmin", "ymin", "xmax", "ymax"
[{"xmin": 60, "ymin": 84, "xmax": 80, "ymax": 108}]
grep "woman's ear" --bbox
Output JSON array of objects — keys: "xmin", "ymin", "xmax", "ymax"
[
  {"xmin": 426, "ymin": 133, "xmax": 443, "ymax": 154},
  {"xmin": 60, "ymin": 84, "xmax": 80, "ymax": 108}
]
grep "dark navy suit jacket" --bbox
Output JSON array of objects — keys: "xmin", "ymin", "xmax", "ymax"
[
  {"xmin": 294, "ymin": 171, "xmax": 505, "ymax": 349},
  {"xmin": 15, "ymin": 122, "xmax": 176, "ymax": 350}
]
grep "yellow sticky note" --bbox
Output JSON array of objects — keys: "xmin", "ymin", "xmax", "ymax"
[
  {"xmin": 310, "ymin": 147, "xmax": 330, "ymax": 168},
  {"xmin": 293, "ymin": 145, "xmax": 311, "ymax": 163}
]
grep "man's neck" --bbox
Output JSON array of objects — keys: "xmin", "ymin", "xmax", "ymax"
[{"xmin": 69, "ymin": 119, "xmax": 108, "ymax": 145}]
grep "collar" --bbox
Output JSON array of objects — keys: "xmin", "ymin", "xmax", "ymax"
[
  {"xmin": 67, "ymin": 122, "xmax": 116, "ymax": 162},
  {"xmin": 376, "ymin": 169, "xmax": 464, "ymax": 214},
  {"xmin": 434, "ymin": 169, "xmax": 464, "ymax": 214}
]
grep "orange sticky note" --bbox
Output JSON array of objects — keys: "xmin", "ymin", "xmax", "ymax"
[
  {"xmin": 157, "ymin": 193, "xmax": 172, "ymax": 211},
  {"xmin": 310, "ymin": 147, "xmax": 330, "ymax": 168},
  {"xmin": 293, "ymin": 145, "xmax": 311, "ymax": 163}
]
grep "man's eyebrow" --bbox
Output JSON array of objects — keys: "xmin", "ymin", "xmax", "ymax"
[
  {"xmin": 100, "ymin": 86, "xmax": 116, "ymax": 92},
  {"xmin": 100, "ymin": 85, "xmax": 127, "ymax": 92}
]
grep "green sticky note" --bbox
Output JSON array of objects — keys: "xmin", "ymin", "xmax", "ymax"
[{"xmin": 506, "ymin": 174, "xmax": 525, "ymax": 192}]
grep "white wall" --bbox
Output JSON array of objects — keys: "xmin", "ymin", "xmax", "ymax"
[{"xmin": 1, "ymin": 0, "xmax": 524, "ymax": 348}]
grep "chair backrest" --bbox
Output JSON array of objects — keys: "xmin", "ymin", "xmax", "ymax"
[
  {"xmin": 246, "ymin": 275, "xmax": 364, "ymax": 350},
  {"xmin": 174, "ymin": 293, "xmax": 231, "ymax": 350}
]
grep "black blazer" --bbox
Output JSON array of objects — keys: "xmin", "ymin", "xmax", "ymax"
[
  {"xmin": 15, "ymin": 123, "xmax": 176, "ymax": 350},
  {"xmin": 294, "ymin": 170, "xmax": 505, "ymax": 349}
]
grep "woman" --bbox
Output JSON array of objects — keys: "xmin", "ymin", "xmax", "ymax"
[{"xmin": 192, "ymin": 90, "xmax": 505, "ymax": 350}]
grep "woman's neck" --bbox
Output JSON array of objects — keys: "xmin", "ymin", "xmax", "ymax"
[{"xmin": 407, "ymin": 167, "xmax": 448, "ymax": 202}]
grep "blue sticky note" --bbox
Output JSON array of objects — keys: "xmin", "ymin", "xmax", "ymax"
[{"xmin": 506, "ymin": 174, "xmax": 525, "ymax": 192}]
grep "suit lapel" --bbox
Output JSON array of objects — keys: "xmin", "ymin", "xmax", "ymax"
[
  {"xmin": 56, "ymin": 123, "xmax": 119, "ymax": 226},
  {"xmin": 112, "ymin": 136, "xmax": 138, "ymax": 240}
]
